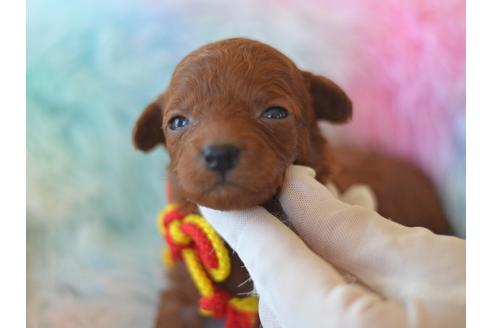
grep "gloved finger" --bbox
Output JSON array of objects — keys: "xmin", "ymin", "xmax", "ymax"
[
  {"xmin": 198, "ymin": 206, "xmax": 420, "ymax": 327},
  {"xmin": 260, "ymin": 283, "xmax": 408, "ymax": 328},
  {"xmin": 198, "ymin": 205, "xmax": 368, "ymax": 327},
  {"xmin": 324, "ymin": 182, "xmax": 377, "ymax": 210},
  {"xmin": 337, "ymin": 184, "xmax": 377, "ymax": 210},
  {"xmin": 279, "ymin": 165, "xmax": 466, "ymax": 310},
  {"xmin": 258, "ymin": 301, "xmax": 281, "ymax": 328}
]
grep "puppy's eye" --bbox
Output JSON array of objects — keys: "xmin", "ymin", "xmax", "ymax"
[
  {"xmin": 261, "ymin": 106, "xmax": 288, "ymax": 119},
  {"xmin": 168, "ymin": 116, "xmax": 189, "ymax": 130}
]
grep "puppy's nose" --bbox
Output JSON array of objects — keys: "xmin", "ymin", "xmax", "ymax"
[{"xmin": 202, "ymin": 144, "xmax": 240, "ymax": 174}]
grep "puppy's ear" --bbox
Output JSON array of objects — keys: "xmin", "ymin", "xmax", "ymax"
[
  {"xmin": 303, "ymin": 71, "xmax": 352, "ymax": 123},
  {"xmin": 132, "ymin": 98, "xmax": 165, "ymax": 152}
]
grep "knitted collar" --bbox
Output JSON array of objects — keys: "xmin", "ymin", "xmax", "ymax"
[{"xmin": 158, "ymin": 204, "xmax": 259, "ymax": 328}]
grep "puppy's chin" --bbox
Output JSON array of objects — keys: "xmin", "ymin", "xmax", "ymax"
[{"xmin": 180, "ymin": 176, "xmax": 283, "ymax": 211}]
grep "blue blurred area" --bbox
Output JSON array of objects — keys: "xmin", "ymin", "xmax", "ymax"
[{"xmin": 27, "ymin": 1, "xmax": 185, "ymax": 325}]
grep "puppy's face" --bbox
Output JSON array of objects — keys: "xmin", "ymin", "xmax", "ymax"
[{"xmin": 133, "ymin": 38, "xmax": 352, "ymax": 210}]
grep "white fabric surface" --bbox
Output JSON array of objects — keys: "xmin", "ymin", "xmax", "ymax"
[{"xmin": 199, "ymin": 165, "xmax": 465, "ymax": 328}]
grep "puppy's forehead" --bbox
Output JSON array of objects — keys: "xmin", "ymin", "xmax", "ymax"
[{"xmin": 167, "ymin": 39, "xmax": 304, "ymax": 108}]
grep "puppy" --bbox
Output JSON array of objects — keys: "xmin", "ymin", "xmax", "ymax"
[{"xmin": 133, "ymin": 38, "xmax": 450, "ymax": 327}]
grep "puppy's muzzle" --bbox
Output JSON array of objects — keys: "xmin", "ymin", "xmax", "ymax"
[{"xmin": 202, "ymin": 144, "xmax": 240, "ymax": 174}]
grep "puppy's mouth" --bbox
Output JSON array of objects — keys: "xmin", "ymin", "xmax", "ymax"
[
  {"xmin": 184, "ymin": 172, "xmax": 282, "ymax": 210},
  {"xmin": 208, "ymin": 178, "xmax": 236, "ymax": 191},
  {"xmin": 202, "ymin": 176, "xmax": 257, "ymax": 198}
]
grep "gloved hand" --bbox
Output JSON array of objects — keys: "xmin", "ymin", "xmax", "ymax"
[{"xmin": 198, "ymin": 165, "xmax": 465, "ymax": 328}]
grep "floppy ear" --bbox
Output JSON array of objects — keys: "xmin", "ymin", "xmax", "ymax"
[
  {"xmin": 303, "ymin": 71, "xmax": 352, "ymax": 123},
  {"xmin": 132, "ymin": 98, "xmax": 165, "ymax": 152}
]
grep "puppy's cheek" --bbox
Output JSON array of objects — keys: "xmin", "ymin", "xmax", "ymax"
[
  {"xmin": 243, "ymin": 136, "xmax": 292, "ymax": 182},
  {"xmin": 226, "ymin": 140, "xmax": 286, "ymax": 205},
  {"xmin": 174, "ymin": 147, "xmax": 212, "ymax": 201}
]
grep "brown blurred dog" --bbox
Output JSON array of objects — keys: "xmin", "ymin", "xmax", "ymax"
[{"xmin": 133, "ymin": 38, "xmax": 450, "ymax": 327}]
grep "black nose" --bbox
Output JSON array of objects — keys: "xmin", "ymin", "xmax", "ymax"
[{"xmin": 202, "ymin": 144, "xmax": 240, "ymax": 174}]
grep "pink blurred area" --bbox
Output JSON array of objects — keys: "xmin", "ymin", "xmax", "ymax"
[{"xmin": 341, "ymin": 0, "xmax": 464, "ymax": 176}]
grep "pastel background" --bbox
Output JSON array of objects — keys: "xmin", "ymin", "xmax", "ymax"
[{"xmin": 27, "ymin": 0, "xmax": 465, "ymax": 327}]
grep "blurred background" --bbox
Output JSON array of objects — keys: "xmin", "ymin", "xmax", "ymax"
[{"xmin": 27, "ymin": 0, "xmax": 465, "ymax": 327}]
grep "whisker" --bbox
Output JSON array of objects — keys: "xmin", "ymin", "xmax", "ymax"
[{"xmin": 237, "ymin": 277, "xmax": 253, "ymax": 288}]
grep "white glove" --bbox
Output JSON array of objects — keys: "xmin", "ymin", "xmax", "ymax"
[{"xmin": 199, "ymin": 165, "xmax": 465, "ymax": 328}]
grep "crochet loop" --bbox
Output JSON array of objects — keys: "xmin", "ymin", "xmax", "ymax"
[{"xmin": 158, "ymin": 204, "xmax": 259, "ymax": 328}]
